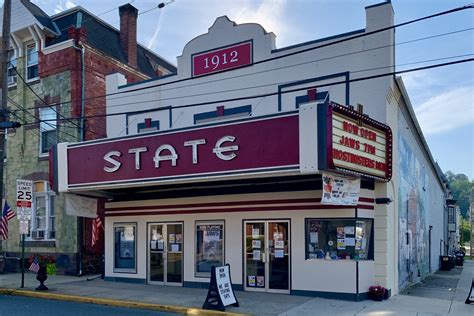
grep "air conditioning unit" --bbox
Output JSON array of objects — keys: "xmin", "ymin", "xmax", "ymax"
[{"xmin": 31, "ymin": 230, "xmax": 45, "ymax": 240}]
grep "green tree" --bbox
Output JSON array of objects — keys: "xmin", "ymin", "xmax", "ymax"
[{"xmin": 445, "ymin": 171, "xmax": 473, "ymax": 219}]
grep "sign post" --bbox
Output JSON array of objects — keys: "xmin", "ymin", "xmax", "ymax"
[
  {"xmin": 202, "ymin": 264, "xmax": 239, "ymax": 311},
  {"xmin": 16, "ymin": 179, "xmax": 33, "ymax": 288}
]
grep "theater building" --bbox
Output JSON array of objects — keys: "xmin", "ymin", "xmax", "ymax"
[{"xmin": 54, "ymin": 1, "xmax": 447, "ymax": 299}]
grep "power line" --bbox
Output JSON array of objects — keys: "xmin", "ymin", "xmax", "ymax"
[
  {"xmin": 75, "ymin": 53, "xmax": 474, "ymax": 113},
  {"xmin": 12, "ymin": 67, "xmax": 96, "ymax": 137},
  {"xmin": 22, "ymin": 5, "xmax": 474, "ymax": 111},
  {"xmin": 23, "ymin": 57, "xmax": 474, "ymax": 125},
  {"xmin": 95, "ymin": 28, "xmax": 473, "ymax": 109},
  {"xmin": 7, "ymin": 97, "xmax": 79, "ymax": 141}
]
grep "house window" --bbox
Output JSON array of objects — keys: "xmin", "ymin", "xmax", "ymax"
[
  {"xmin": 7, "ymin": 50, "xmax": 17, "ymax": 86},
  {"xmin": 305, "ymin": 218, "xmax": 373, "ymax": 260},
  {"xmin": 195, "ymin": 221, "xmax": 224, "ymax": 277},
  {"xmin": 29, "ymin": 181, "xmax": 55, "ymax": 240},
  {"xmin": 39, "ymin": 107, "xmax": 57, "ymax": 155},
  {"xmin": 26, "ymin": 43, "xmax": 39, "ymax": 81},
  {"xmin": 448, "ymin": 207, "xmax": 455, "ymax": 224},
  {"xmin": 114, "ymin": 223, "xmax": 137, "ymax": 273}
]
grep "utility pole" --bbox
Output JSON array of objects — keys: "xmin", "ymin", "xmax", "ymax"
[{"xmin": 0, "ymin": 1, "xmax": 11, "ymax": 201}]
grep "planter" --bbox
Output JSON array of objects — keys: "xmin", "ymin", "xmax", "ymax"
[
  {"xmin": 368, "ymin": 286, "xmax": 386, "ymax": 301},
  {"xmin": 36, "ymin": 267, "xmax": 48, "ymax": 291},
  {"xmin": 369, "ymin": 291, "xmax": 385, "ymax": 301}
]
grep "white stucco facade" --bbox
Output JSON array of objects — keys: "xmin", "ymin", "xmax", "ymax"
[{"xmin": 55, "ymin": 1, "xmax": 449, "ymax": 300}]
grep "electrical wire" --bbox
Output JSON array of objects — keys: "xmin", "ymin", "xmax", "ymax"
[
  {"xmin": 18, "ymin": 26, "xmax": 474, "ymax": 112},
  {"xmin": 22, "ymin": 57, "xmax": 474, "ymax": 125},
  {"xmin": 7, "ymin": 97, "xmax": 79, "ymax": 142},
  {"xmin": 21, "ymin": 6, "xmax": 474, "ymax": 112},
  {"xmin": 43, "ymin": 3, "xmax": 473, "ymax": 107},
  {"xmin": 12, "ymin": 67, "xmax": 97, "ymax": 137}
]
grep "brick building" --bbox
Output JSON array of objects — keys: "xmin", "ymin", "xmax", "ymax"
[{"xmin": 0, "ymin": 0, "xmax": 175, "ymax": 274}]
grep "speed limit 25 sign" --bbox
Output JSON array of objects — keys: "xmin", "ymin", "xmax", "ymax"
[{"xmin": 16, "ymin": 179, "xmax": 33, "ymax": 209}]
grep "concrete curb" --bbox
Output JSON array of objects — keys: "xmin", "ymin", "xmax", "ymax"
[{"xmin": 0, "ymin": 288, "xmax": 246, "ymax": 316}]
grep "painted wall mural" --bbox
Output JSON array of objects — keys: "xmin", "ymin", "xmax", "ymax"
[{"xmin": 397, "ymin": 112, "xmax": 430, "ymax": 290}]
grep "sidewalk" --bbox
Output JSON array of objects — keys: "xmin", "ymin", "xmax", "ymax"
[{"xmin": 0, "ymin": 261, "xmax": 473, "ymax": 315}]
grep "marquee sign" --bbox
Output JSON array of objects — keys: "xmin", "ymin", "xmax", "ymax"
[
  {"xmin": 192, "ymin": 41, "xmax": 253, "ymax": 77},
  {"xmin": 318, "ymin": 102, "xmax": 392, "ymax": 181},
  {"xmin": 58, "ymin": 113, "xmax": 300, "ymax": 191}
]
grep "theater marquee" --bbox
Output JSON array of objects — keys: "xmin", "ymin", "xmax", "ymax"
[{"xmin": 318, "ymin": 102, "xmax": 392, "ymax": 181}]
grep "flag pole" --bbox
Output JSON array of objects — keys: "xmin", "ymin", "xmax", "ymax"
[{"xmin": 21, "ymin": 233, "xmax": 24, "ymax": 288}]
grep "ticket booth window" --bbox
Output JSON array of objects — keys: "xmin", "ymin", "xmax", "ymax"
[{"xmin": 195, "ymin": 221, "xmax": 224, "ymax": 277}]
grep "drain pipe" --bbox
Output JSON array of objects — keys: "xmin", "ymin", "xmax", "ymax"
[{"xmin": 72, "ymin": 42, "xmax": 86, "ymax": 276}]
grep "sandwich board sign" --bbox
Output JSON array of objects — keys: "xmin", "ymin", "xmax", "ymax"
[
  {"xmin": 466, "ymin": 279, "xmax": 474, "ymax": 304},
  {"xmin": 16, "ymin": 179, "xmax": 33, "ymax": 220},
  {"xmin": 202, "ymin": 264, "xmax": 239, "ymax": 311}
]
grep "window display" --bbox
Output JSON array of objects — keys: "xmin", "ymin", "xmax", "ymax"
[
  {"xmin": 195, "ymin": 221, "xmax": 224, "ymax": 277},
  {"xmin": 114, "ymin": 223, "xmax": 136, "ymax": 272},
  {"xmin": 305, "ymin": 219, "xmax": 373, "ymax": 260}
]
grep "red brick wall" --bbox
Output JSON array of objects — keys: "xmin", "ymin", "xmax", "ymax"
[{"xmin": 39, "ymin": 34, "xmax": 148, "ymax": 141}]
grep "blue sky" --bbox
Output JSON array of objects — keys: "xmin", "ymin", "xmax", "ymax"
[{"xmin": 20, "ymin": 1, "xmax": 474, "ymax": 179}]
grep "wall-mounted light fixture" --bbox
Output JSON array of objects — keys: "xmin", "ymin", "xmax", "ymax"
[{"xmin": 375, "ymin": 198, "xmax": 392, "ymax": 205}]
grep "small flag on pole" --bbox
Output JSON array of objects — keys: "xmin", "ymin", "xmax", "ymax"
[
  {"xmin": 91, "ymin": 216, "xmax": 103, "ymax": 247},
  {"xmin": 29, "ymin": 256, "xmax": 40, "ymax": 273},
  {"xmin": 0, "ymin": 201, "xmax": 15, "ymax": 240}
]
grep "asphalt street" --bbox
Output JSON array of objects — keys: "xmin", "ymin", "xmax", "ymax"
[{"xmin": 0, "ymin": 295, "xmax": 178, "ymax": 316}]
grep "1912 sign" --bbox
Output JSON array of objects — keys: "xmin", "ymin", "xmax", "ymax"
[{"xmin": 192, "ymin": 41, "xmax": 252, "ymax": 77}]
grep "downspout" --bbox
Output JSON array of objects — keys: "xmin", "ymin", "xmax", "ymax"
[
  {"xmin": 80, "ymin": 44, "xmax": 85, "ymax": 141},
  {"xmin": 71, "ymin": 43, "xmax": 85, "ymax": 141},
  {"xmin": 71, "ymin": 41, "xmax": 85, "ymax": 276}
]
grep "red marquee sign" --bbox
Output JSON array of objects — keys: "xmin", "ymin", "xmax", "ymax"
[{"xmin": 64, "ymin": 114, "xmax": 299, "ymax": 190}]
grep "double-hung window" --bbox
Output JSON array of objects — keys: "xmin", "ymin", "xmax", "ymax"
[
  {"xmin": 29, "ymin": 181, "xmax": 55, "ymax": 240},
  {"xmin": 7, "ymin": 50, "xmax": 17, "ymax": 86},
  {"xmin": 39, "ymin": 107, "xmax": 57, "ymax": 155},
  {"xmin": 26, "ymin": 43, "xmax": 39, "ymax": 81}
]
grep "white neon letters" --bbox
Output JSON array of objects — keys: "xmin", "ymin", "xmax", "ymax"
[
  {"xmin": 103, "ymin": 151, "xmax": 122, "ymax": 173},
  {"xmin": 213, "ymin": 136, "xmax": 239, "ymax": 161},
  {"xmin": 184, "ymin": 139, "xmax": 206, "ymax": 164},
  {"xmin": 128, "ymin": 147, "xmax": 148, "ymax": 170},
  {"xmin": 103, "ymin": 136, "xmax": 239, "ymax": 173},
  {"xmin": 154, "ymin": 144, "xmax": 178, "ymax": 168}
]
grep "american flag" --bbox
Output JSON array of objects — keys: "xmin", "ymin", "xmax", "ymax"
[
  {"xmin": 91, "ymin": 215, "xmax": 103, "ymax": 247},
  {"xmin": 0, "ymin": 201, "xmax": 15, "ymax": 240},
  {"xmin": 29, "ymin": 256, "xmax": 40, "ymax": 273}
]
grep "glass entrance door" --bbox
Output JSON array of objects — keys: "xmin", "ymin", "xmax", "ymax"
[
  {"xmin": 244, "ymin": 220, "xmax": 290, "ymax": 293},
  {"xmin": 148, "ymin": 223, "xmax": 183, "ymax": 286}
]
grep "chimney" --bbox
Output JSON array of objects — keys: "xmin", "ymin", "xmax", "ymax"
[{"xmin": 119, "ymin": 4, "xmax": 138, "ymax": 68}]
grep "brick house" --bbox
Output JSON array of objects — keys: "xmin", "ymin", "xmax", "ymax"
[{"xmin": 0, "ymin": 0, "xmax": 176, "ymax": 274}]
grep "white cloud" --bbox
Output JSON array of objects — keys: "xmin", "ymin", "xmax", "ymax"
[
  {"xmin": 414, "ymin": 85, "xmax": 474, "ymax": 135},
  {"xmin": 148, "ymin": 0, "xmax": 298, "ymax": 56},
  {"xmin": 65, "ymin": 1, "xmax": 76, "ymax": 9},
  {"xmin": 53, "ymin": 0, "xmax": 76, "ymax": 14}
]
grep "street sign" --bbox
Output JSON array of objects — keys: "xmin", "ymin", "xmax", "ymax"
[
  {"xmin": 16, "ymin": 179, "xmax": 33, "ymax": 209},
  {"xmin": 19, "ymin": 220, "xmax": 29, "ymax": 235}
]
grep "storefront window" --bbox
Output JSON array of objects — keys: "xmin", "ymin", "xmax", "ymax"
[
  {"xmin": 195, "ymin": 221, "xmax": 224, "ymax": 277},
  {"xmin": 305, "ymin": 218, "xmax": 373, "ymax": 260},
  {"xmin": 114, "ymin": 223, "xmax": 137, "ymax": 272}
]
